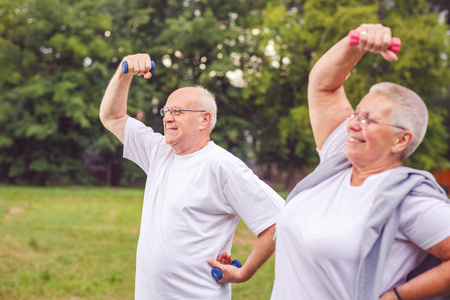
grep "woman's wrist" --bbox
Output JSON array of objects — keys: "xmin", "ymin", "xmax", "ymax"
[{"xmin": 393, "ymin": 287, "xmax": 402, "ymax": 300}]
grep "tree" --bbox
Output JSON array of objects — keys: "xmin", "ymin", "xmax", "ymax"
[
  {"xmin": 0, "ymin": 0, "xmax": 269, "ymax": 184},
  {"xmin": 0, "ymin": 0, "xmax": 113, "ymax": 184},
  {"xmin": 240, "ymin": 0, "xmax": 449, "ymax": 187},
  {"xmin": 0, "ymin": 0, "xmax": 448, "ymax": 186},
  {"xmin": 151, "ymin": 1, "xmax": 269, "ymax": 158}
]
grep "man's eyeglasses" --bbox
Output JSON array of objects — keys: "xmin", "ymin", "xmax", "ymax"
[
  {"xmin": 160, "ymin": 107, "xmax": 206, "ymax": 117},
  {"xmin": 346, "ymin": 108, "xmax": 407, "ymax": 131}
]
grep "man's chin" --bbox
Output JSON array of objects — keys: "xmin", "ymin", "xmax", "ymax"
[{"xmin": 165, "ymin": 137, "xmax": 176, "ymax": 147}]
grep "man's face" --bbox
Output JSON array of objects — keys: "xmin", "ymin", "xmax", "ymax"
[{"xmin": 162, "ymin": 87, "xmax": 205, "ymax": 155}]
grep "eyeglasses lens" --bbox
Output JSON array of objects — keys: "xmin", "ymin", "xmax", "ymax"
[
  {"xmin": 160, "ymin": 107, "xmax": 183, "ymax": 116},
  {"xmin": 346, "ymin": 109, "xmax": 369, "ymax": 130}
]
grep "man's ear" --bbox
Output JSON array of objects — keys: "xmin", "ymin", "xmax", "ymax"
[
  {"xmin": 392, "ymin": 130, "xmax": 413, "ymax": 154},
  {"xmin": 199, "ymin": 111, "xmax": 212, "ymax": 131}
]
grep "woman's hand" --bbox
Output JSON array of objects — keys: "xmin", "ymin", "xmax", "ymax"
[{"xmin": 354, "ymin": 23, "xmax": 398, "ymax": 61}]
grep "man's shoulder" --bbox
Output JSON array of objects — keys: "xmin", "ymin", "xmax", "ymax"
[{"xmin": 203, "ymin": 142, "xmax": 247, "ymax": 170}]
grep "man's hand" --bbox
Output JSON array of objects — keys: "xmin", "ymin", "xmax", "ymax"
[
  {"xmin": 215, "ymin": 252, "xmax": 232, "ymax": 265},
  {"xmin": 121, "ymin": 53, "xmax": 153, "ymax": 79},
  {"xmin": 208, "ymin": 257, "xmax": 245, "ymax": 284}
]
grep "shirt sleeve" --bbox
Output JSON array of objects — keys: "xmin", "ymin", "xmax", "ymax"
[
  {"xmin": 317, "ymin": 119, "xmax": 348, "ymax": 163},
  {"xmin": 123, "ymin": 117, "xmax": 166, "ymax": 174},
  {"xmin": 399, "ymin": 195, "xmax": 450, "ymax": 250},
  {"xmin": 222, "ymin": 166, "xmax": 285, "ymax": 236}
]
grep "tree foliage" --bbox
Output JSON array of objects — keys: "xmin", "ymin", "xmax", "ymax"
[
  {"xmin": 0, "ymin": 0, "xmax": 448, "ymax": 186},
  {"xmin": 241, "ymin": 0, "xmax": 449, "ymax": 185}
]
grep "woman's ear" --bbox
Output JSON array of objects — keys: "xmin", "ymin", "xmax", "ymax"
[{"xmin": 392, "ymin": 130, "xmax": 413, "ymax": 154}]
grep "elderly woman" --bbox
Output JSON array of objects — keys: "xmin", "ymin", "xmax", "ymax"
[{"xmin": 271, "ymin": 24, "xmax": 450, "ymax": 300}]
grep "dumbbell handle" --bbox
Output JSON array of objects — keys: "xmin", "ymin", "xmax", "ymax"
[
  {"xmin": 348, "ymin": 29, "xmax": 401, "ymax": 53},
  {"xmin": 122, "ymin": 60, "xmax": 155, "ymax": 74},
  {"xmin": 211, "ymin": 259, "xmax": 242, "ymax": 281}
]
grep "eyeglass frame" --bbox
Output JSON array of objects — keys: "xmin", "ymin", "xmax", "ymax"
[
  {"xmin": 346, "ymin": 108, "xmax": 407, "ymax": 131},
  {"xmin": 160, "ymin": 107, "xmax": 207, "ymax": 117}
]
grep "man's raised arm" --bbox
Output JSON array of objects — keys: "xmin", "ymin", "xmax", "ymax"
[{"xmin": 99, "ymin": 54, "xmax": 153, "ymax": 143}]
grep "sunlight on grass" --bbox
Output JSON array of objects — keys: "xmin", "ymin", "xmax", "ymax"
[{"xmin": 0, "ymin": 185, "xmax": 278, "ymax": 299}]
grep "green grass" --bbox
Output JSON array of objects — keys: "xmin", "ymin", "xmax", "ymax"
[{"xmin": 0, "ymin": 185, "xmax": 278, "ymax": 300}]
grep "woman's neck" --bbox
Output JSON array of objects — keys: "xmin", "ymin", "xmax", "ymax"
[{"xmin": 350, "ymin": 161, "xmax": 401, "ymax": 186}]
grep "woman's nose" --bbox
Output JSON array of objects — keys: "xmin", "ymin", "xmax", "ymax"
[{"xmin": 347, "ymin": 116, "xmax": 362, "ymax": 131}]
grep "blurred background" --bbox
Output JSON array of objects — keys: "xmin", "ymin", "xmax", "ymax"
[
  {"xmin": 1, "ymin": 1, "xmax": 450, "ymax": 299},
  {"xmin": 1, "ymin": 0, "xmax": 449, "ymax": 191}
]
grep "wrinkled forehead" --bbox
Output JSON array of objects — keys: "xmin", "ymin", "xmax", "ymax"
[{"xmin": 165, "ymin": 87, "xmax": 198, "ymax": 108}]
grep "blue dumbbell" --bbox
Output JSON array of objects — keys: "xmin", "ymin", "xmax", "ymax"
[
  {"xmin": 211, "ymin": 259, "xmax": 242, "ymax": 281},
  {"xmin": 122, "ymin": 60, "xmax": 155, "ymax": 74}
]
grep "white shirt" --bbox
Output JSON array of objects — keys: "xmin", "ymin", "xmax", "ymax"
[
  {"xmin": 271, "ymin": 121, "xmax": 450, "ymax": 300},
  {"xmin": 123, "ymin": 118, "xmax": 285, "ymax": 300}
]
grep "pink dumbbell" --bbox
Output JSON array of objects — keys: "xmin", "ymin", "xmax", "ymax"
[{"xmin": 348, "ymin": 29, "xmax": 401, "ymax": 53}]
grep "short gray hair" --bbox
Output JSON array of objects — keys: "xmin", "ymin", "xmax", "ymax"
[
  {"xmin": 194, "ymin": 85, "xmax": 217, "ymax": 132},
  {"xmin": 368, "ymin": 82, "xmax": 428, "ymax": 160}
]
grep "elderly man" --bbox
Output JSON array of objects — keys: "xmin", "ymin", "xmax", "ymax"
[
  {"xmin": 99, "ymin": 54, "xmax": 284, "ymax": 300},
  {"xmin": 271, "ymin": 24, "xmax": 450, "ymax": 300}
]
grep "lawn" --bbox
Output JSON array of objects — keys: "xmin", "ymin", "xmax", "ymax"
[{"xmin": 0, "ymin": 185, "xmax": 281, "ymax": 300}]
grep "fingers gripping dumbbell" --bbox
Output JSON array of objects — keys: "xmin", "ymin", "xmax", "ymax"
[
  {"xmin": 348, "ymin": 29, "xmax": 401, "ymax": 53},
  {"xmin": 122, "ymin": 60, "xmax": 155, "ymax": 74},
  {"xmin": 211, "ymin": 260, "xmax": 242, "ymax": 281}
]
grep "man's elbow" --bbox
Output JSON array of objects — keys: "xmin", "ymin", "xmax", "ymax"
[
  {"xmin": 98, "ymin": 113, "xmax": 127, "ymax": 144},
  {"xmin": 99, "ymin": 111, "xmax": 119, "ymax": 130},
  {"xmin": 99, "ymin": 111, "xmax": 127, "ymax": 134},
  {"xmin": 99, "ymin": 111, "xmax": 110, "ymax": 128}
]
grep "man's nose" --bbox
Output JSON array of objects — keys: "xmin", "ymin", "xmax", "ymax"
[{"xmin": 163, "ymin": 113, "xmax": 174, "ymax": 122}]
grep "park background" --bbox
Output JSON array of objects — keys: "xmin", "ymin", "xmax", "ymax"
[{"xmin": 1, "ymin": 0, "xmax": 449, "ymax": 299}]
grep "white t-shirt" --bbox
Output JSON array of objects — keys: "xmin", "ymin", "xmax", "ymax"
[
  {"xmin": 123, "ymin": 118, "xmax": 285, "ymax": 300},
  {"xmin": 271, "ymin": 121, "xmax": 450, "ymax": 300}
]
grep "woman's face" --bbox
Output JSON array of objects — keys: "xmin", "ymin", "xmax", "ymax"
[{"xmin": 344, "ymin": 94, "xmax": 402, "ymax": 170}]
